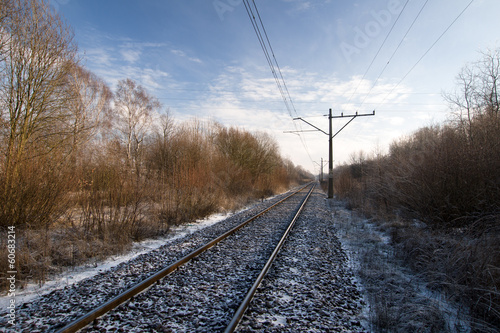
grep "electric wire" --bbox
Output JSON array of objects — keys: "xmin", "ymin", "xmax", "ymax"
[
  {"xmin": 243, "ymin": 0, "xmax": 315, "ymax": 168},
  {"xmin": 243, "ymin": 0, "xmax": 292, "ymax": 117},
  {"xmin": 374, "ymin": 0, "xmax": 475, "ymax": 110},
  {"xmin": 249, "ymin": 1, "xmax": 314, "ymax": 165},
  {"xmin": 346, "ymin": 0, "xmax": 411, "ymax": 107},
  {"xmin": 357, "ymin": 0, "xmax": 430, "ymax": 109},
  {"xmin": 251, "ymin": 0, "xmax": 299, "ymax": 118}
]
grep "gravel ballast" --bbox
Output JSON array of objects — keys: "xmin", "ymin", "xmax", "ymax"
[
  {"xmin": 236, "ymin": 189, "xmax": 364, "ymax": 332},
  {"xmin": 1, "ymin": 186, "xmax": 365, "ymax": 332}
]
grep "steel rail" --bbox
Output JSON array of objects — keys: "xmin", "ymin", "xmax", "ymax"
[
  {"xmin": 55, "ymin": 183, "xmax": 313, "ymax": 333},
  {"xmin": 224, "ymin": 183, "xmax": 316, "ymax": 333}
]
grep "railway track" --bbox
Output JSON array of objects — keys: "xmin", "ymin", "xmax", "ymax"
[
  {"xmin": 4, "ymin": 183, "xmax": 364, "ymax": 332},
  {"xmin": 57, "ymin": 183, "xmax": 314, "ymax": 332}
]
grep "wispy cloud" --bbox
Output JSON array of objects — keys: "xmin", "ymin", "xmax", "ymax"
[
  {"xmin": 84, "ymin": 47, "xmax": 117, "ymax": 67},
  {"xmin": 120, "ymin": 48, "xmax": 142, "ymax": 63},
  {"xmin": 171, "ymin": 49, "xmax": 203, "ymax": 64},
  {"xmin": 77, "ymin": 29, "xmax": 173, "ymax": 92},
  {"xmin": 82, "ymin": 45, "xmax": 170, "ymax": 92},
  {"xmin": 118, "ymin": 41, "xmax": 167, "ymax": 64},
  {"xmin": 171, "ymin": 49, "xmax": 185, "ymax": 57}
]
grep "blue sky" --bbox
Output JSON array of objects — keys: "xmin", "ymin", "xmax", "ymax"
[{"xmin": 52, "ymin": 0, "xmax": 500, "ymax": 173}]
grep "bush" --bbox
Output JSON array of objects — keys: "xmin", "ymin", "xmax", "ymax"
[{"xmin": 331, "ymin": 50, "xmax": 500, "ymax": 329}]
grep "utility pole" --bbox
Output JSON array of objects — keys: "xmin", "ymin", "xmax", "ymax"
[
  {"xmin": 321, "ymin": 158, "xmax": 325, "ymax": 182},
  {"xmin": 287, "ymin": 109, "xmax": 375, "ymax": 199},
  {"xmin": 328, "ymin": 108, "xmax": 333, "ymax": 198},
  {"xmin": 313, "ymin": 158, "xmax": 328, "ymax": 182}
]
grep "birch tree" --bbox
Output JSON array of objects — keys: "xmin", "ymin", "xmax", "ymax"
[
  {"xmin": 66, "ymin": 65, "xmax": 112, "ymax": 170},
  {"xmin": 114, "ymin": 78, "xmax": 160, "ymax": 175}
]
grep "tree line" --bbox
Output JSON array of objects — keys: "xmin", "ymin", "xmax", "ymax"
[
  {"xmin": 330, "ymin": 50, "xmax": 500, "ymax": 329},
  {"xmin": 0, "ymin": 0, "xmax": 312, "ymax": 285}
]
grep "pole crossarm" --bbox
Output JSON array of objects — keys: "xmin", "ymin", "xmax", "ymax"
[
  {"xmin": 327, "ymin": 110, "xmax": 375, "ymax": 139},
  {"xmin": 285, "ymin": 109, "xmax": 375, "ymax": 198},
  {"xmin": 326, "ymin": 110, "xmax": 375, "ymax": 119},
  {"xmin": 292, "ymin": 117, "xmax": 328, "ymax": 136},
  {"xmin": 283, "ymin": 129, "xmax": 323, "ymax": 134}
]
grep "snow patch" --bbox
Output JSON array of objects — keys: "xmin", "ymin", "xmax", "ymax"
[{"xmin": 0, "ymin": 210, "xmax": 235, "ymax": 309}]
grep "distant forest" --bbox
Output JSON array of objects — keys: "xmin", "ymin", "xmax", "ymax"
[{"xmin": 0, "ymin": 0, "xmax": 312, "ymax": 286}]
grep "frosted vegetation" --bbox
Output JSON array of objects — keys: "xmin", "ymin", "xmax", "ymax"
[{"xmin": 328, "ymin": 49, "xmax": 500, "ymax": 331}]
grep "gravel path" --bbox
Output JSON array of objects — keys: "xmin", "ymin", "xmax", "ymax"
[{"xmin": 1, "ymin": 186, "xmax": 366, "ymax": 332}]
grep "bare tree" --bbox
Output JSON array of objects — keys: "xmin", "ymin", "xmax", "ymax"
[
  {"xmin": 0, "ymin": 0, "xmax": 77, "ymax": 219},
  {"xmin": 154, "ymin": 110, "xmax": 174, "ymax": 145},
  {"xmin": 147, "ymin": 110, "xmax": 175, "ymax": 176},
  {"xmin": 66, "ymin": 65, "xmax": 112, "ymax": 170},
  {"xmin": 444, "ymin": 49, "xmax": 500, "ymax": 139},
  {"xmin": 0, "ymin": 0, "xmax": 13, "ymax": 64},
  {"xmin": 478, "ymin": 49, "xmax": 500, "ymax": 115},
  {"xmin": 253, "ymin": 131, "xmax": 281, "ymax": 177},
  {"xmin": 114, "ymin": 78, "xmax": 160, "ymax": 175}
]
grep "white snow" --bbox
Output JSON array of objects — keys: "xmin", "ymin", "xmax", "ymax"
[{"xmin": 0, "ymin": 210, "xmax": 236, "ymax": 310}]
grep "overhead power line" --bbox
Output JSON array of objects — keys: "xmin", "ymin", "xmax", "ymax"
[
  {"xmin": 346, "ymin": 0, "xmax": 411, "ymax": 106},
  {"xmin": 358, "ymin": 0, "xmax": 430, "ymax": 109},
  {"xmin": 251, "ymin": 1, "xmax": 299, "ymax": 118},
  {"xmin": 243, "ymin": 0, "xmax": 297, "ymax": 118},
  {"xmin": 374, "ymin": 0, "xmax": 475, "ymax": 110},
  {"xmin": 243, "ymin": 0, "xmax": 315, "ymax": 167}
]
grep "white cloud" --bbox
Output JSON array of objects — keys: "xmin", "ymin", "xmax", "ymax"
[
  {"xmin": 120, "ymin": 48, "xmax": 141, "ymax": 63},
  {"xmin": 85, "ymin": 48, "xmax": 115, "ymax": 67},
  {"xmin": 281, "ymin": 0, "xmax": 322, "ymax": 11},
  {"xmin": 118, "ymin": 42, "xmax": 167, "ymax": 64},
  {"xmin": 188, "ymin": 57, "xmax": 203, "ymax": 64},
  {"xmin": 78, "ymin": 34, "xmax": 172, "ymax": 93},
  {"xmin": 171, "ymin": 49, "xmax": 186, "ymax": 57},
  {"xmin": 389, "ymin": 116, "xmax": 405, "ymax": 126},
  {"xmin": 179, "ymin": 64, "xmax": 427, "ymax": 172},
  {"xmin": 171, "ymin": 49, "xmax": 203, "ymax": 64}
]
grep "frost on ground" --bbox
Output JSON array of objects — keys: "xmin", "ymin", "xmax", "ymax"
[
  {"xmin": 329, "ymin": 199, "xmax": 471, "ymax": 333},
  {"xmin": 237, "ymin": 190, "xmax": 365, "ymax": 332},
  {"xmin": 1, "ymin": 191, "xmax": 474, "ymax": 332},
  {"xmin": 0, "ymin": 210, "xmax": 237, "ymax": 311}
]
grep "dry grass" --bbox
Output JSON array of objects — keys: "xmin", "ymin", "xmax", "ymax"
[
  {"xmin": 330, "ymin": 201, "xmax": 474, "ymax": 332},
  {"xmin": 0, "ymin": 213, "xmax": 167, "ymax": 289},
  {"xmin": 388, "ymin": 219, "xmax": 500, "ymax": 331},
  {"xmin": 0, "ymin": 177, "xmax": 303, "ymax": 292}
]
